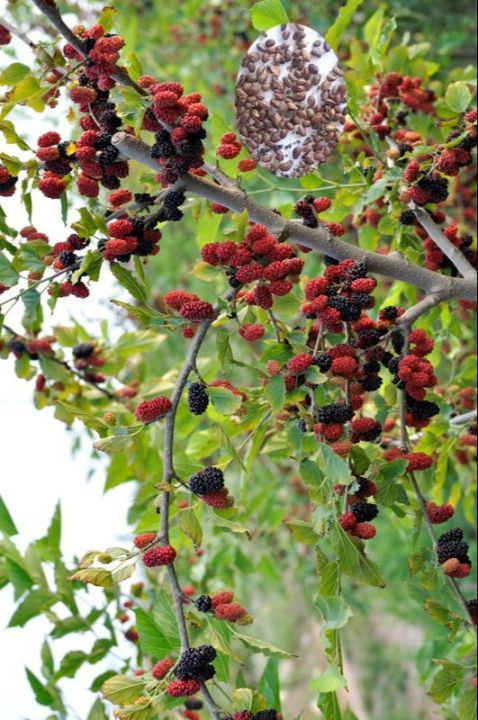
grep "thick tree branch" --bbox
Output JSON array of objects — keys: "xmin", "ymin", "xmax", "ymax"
[
  {"xmin": 111, "ymin": 132, "xmax": 477, "ymax": 303},
  {"xmin": 451, "ymin": 410, "xmax": 477, "ymax": 425},
  {"xmin": 413, "ymin": 207, "xmax": 477, "ymax": 279},
  {"xmin": 30, "ymin": 0, "xmax": 146, "ymax": 96}
]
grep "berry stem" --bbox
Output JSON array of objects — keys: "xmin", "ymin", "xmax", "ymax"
[
  {"xmin": 268, "ymin": 309, "xmax": 282, "ymax": 343},
  {"xmin": 0, "ymin": 262, "xmax": 80, "ymax": 311},
  {"xmin": 111, "ymin": 131, "xmax": 477, "ymax": 303}
]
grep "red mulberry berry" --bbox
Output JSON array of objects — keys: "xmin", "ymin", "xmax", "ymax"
[
  {"xmin": 253, "ymin": 285, "xmax": 273, "ymax": 309},
  {"xmin": 180, "ymin": 301, "xmax": 215, "ymax": 322},
  {"xmin": 352, "ymin": 417, "xmax": 382, "ymax": 442},
  {"xmin": 39, "ymin": 174, "xmax": 65, "ymax": 199},
  {"xmin": 287, "ymin": 353, "xmax": 313, "ymax": 374},
  {"xmin": 331, "ymin": 356, "xmax": 358, "ymax": 378},
  {"xmin": 77, "ymin": 174, "xmax": 99, "ymax": 198},
  {"xmin": 134, "ymin": 533, "xmax": 156, "ymax": 549},
  {"xmin": 38, "ymin": 131, "xmax": 61, "ymax": 148},
  {"xmin": 164, "ymin": 290, "xmax": 198, "ymax": 311},
  {"xmin": 351, "ymin": 278, "xmax": 376, "ymax": 293},
  {"xmin": 211, "ymin": 591, "xmax": 234, "ymax": 608},
  {"xmin": 211, "ymin": 203, "xmax": 229, "ymax": 214},
  {"xmin": 109, "ymin": 189, "xmax": 132, "ymax": 207},
  {"xmin": 236, "ymin": 262, "xmax": 264, "ymax": 284},
  {"xmin": 135, "ymin": 396, "xmax": 172, "ymax": 423},
  {"xmin": 305, "ymin": 277, "xmax": 329, "ymax": 301},
  {"xmin": 269, "ymin": 279, "xmax": 293, "ymax": 296},
  {"xmin": 108, "ymin": 219, "xmax": 135, "ymax": 238},
  {"xmin": 238, "ymin": 159, "xmax": 256, "ymax": 172},
  {"xmin": 166, "ymin": 680, "xmax": 201, "ymax": 697},
  {"xmin": 406, "ymin": 452, "xmax": 433, "ymax": 472},
  {"xmin": 202, "ymin": 489, "xmax": 233, "ymax": 508},
  {"xmin": 217, "ymin": 143, "xmax": 241, "ymax": 160},
  {"xmin": 142, "ymin": 545, "xmax": 177, "ymax": 567},
  {"xmin": 214, "ymin": 603, "xmax": 248, "ymax": 622},
  {"xmin": 339, "ymin": 512, "xmax": 357, "ymax": 531},
  {"xmin": 313, "ymin": 197, "xmax": 331, "ymax": 213},
  {"xmin": 353, "ymin": 522, "xmax": 376, "ymax": 540},
  {"xmin": 152, "ymin": 658, "xmax": 174, "ymax": 680},
  {"xmin": 324, "ymin": 222, "xmax": 346, "ymax": 237},
  {"xmin": 239, "ymin": 324, "xmax": 264, "ymax": 342},
  {"xmin": 426, "ymin": 501, "xmax": 454, "ymax": 524}
]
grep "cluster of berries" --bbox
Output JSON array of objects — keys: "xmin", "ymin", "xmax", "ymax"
[
  {"xmin": 138, "ymin": 77, "xmax": 208, "ymax": 184},
  {"xmin": 188, "ymin": 383, "xmax": 209, "ymax": 415},
  {"xmin": 423, "ymin": 224, "xmax": 476, "ymax": 273},
  {"xmin": 195, "ymin": 590, "xmax": 250, "ymax": 623},
  {"xmin": 63, "ymin": 24, "xmax": 125, "ymax": 86},
  {"xmin": 70, "ymin": 341, "xmax": 106, "ymax": 383},
  {"xmin": 175, "ymin": 645, "xmax": 216, "ymax": 683},
  {"xmin": 214, "ymin": 132, "xmax": 256, "ymax": 173},
  {"xmin": 294, "ymin": 195, "xmax": 345, "ymax": 236},
  {"xmin": 7, "ymin": 334, "xmax": 54, "ymax": 361},
  {"xmin": 164, "ymin": 290, "xmax": 216, "ymax": 326},
  {"xmin": 189, "ymin": 467, "xmax": 233, "ymax": 508},
  {"xmin": 201, "ymin": 223, "xmax": 304, "ymax": 312},
  {"xmin": 338, "ymin": 478, "xmax": 379, "ymax": 540},
  {"xmin": 425, "ymin": 501, "xmax": 455, "ymax": 525},
  {"xmin": 134, "ymin": 395, "xmax": 172, "ymax": 423},
  {"xmin": 369, "ymin": 72, "xmax": 436, "ymax": 118},
  {"xmin": 225, "ymin": 711, "xmax": 280, "ymax": 720},
  {"xmin": 436, "ymin": 528, "xmax": 472, "ymax": 579},
  {"xmin": 100, "ymin": 216, "xmax": 161, "ymax": 262},
  {"xmin": 0, "ymin": 164, "xmax": 18, "ymax": 197}
]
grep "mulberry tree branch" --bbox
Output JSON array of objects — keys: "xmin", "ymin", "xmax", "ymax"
[
  {"xmin": 155, "ymin": 315, "xmax": 222, "ymax": 719},
  {"xmin": 111, "ymin": 132, "xmax": 477, "ymax": 303},
  {"xmin": 413, "ymin": 207, "xmax": 477, "ymax": 279}
]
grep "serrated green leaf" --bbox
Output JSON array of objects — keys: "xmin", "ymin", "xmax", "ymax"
[
  {"xmin": 134, "ymin": 608, "xmax": 175, "ymax": 656},
  {"xmin": 333, "ymin": 525, "xmax": 386, "ymax": 588},
  {"xmin": 69, "ymin": 568, "xmax": 114, "ymax": 588},
  {"xmin": 208, "ymin": 385, "xmax": 242, "ymax": 415},
  {"xmin": 110, "ymin": 262, "xmax": 148, "ymax": 304},
  {"xmin": 315, "ymin": 596, "xmax": 353, "ymax": 631},
  {"xmin": 317, "ymin": 443, "xmax": 353, "ymax": 485},
  {"xmin": 459, "ymin": 688, "xmax": 478, "ymax": 720},
  {"xmin": 25, "ymin": 668, "xmax": 56, "ymax": 707},
  {"xmin": 8, "ymin": 588, "xmax": 56, "ymax": 627},
  {"xmin": 0, "ymin": 251, "xmax": 19, "ymax": 285},
  {"xmin": 101, "ymin": 674, "xmax": 147, "ymax": 707},
  {"xmin": 258, "ymin": 658, "xmax": 281, "ymax": 709},
  {"xmin": 430, "ymin": 661, "xmax": 465, "ymax": 703},
  {"xmin": 287, "ymin": 519, "xmax": 319, "ymax": 545},
  {"xmin": 231, "ymin": 628, "xmax": 296, "ymax": 658}
]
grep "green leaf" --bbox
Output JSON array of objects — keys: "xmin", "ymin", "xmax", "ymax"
[
  {"xmin": 317, "ymin": 443, "xmax": 353, "ymax": 485},
  {"xmin": 25, "ymin": 668, "xmax": 56, "ymax": 707},
  {"xmin": 232, "ymin": 688, "xmax": 253, "ymax": 711},
  {"xmin": 87, "ymin": 698, "xmax": 109, "ymax": 720},
  {"xmin": 69, "ymin": 568, "xmax": 114, "ymax": 588},
  {"xmin": 0, "ymin": 251, "xmax": 19, "ymax": 285},
  {"xmin": 318, "ymin": 691, "xmax": 343, "ymax": 720},
  {"xmin": 446, "ymin": 82, "xmax": 472, "ymax": 114},
  {"xmin": 265, "ymin": 374, "xmax": 285, "ymax": 411},
  {"xmin": 153, "ymin": 590, "xmax": 181, "ymax": 649},
  {"xmin": 216, "ymin": 328, "xmax": 234, "ymax": 368},
  {"xmin": 231, "ymin": 628, "xmax": 296, "ymax": 658},
  {"xmin": 258, "ymin": 658, "xmax": 281, "ymax": 709},
  {"xmin": 93, "ymin": 429, "xmax": 142, "ymax": 455},
  {"xmin": 326, "ymin": 0, "xmax": 364, "ymax": 50},
  {"xmin": 6, "ymin": 558, "xmax": 34, "ymax": 597},
  {"xmin": 58, "ymin": 402, "xmax": 109, "ymax": 433},
  {"xmin": 0, "ymin": 495, "xmax": 18, "ymax": 535},
  {"xmin": 56, "ymin": 650, "xmax": 88, "ymax": 679},
  {"xmin": 250, "ymin": 0, "xmax": 289, "ymax": 31},
  {"xmin": 72, "ymin": 250, "xmax": 103, "ymax": 283},
  {"xmin": 0, "ymin": 63, "xmax": 31, "ymax": 85},
  {"xmin": 110, "ymin": 262, "xmax": 148, "ymax": 304},
  {"xmin": 208, "ymin": 385, "xmax": 242, "ymax": 415},
  {"xmin": 333, "ymin": 525, "xmax": 386, "ymax": 588},
  {"xmin": 310, "ymin": 666, "xmax": 347, "ymax": 693},
  {"xmin": 286, "ymin": 519, "xmax": 319, "ymax": 545},
  {"xmin": 430, "ymin": 661, "xmax": 465, "ymax": 704},
  {"xmin": 101, "ymin": 674, "xmax": 147, "ymax": 707},
  {"xmin": 134, "ymin": 607, "xmax": 175, "ymax": 656},
  {"xmin": 36, "ymin": 502, "xmax": 61, "ymax": 562},
  {"xmin": 459, "ymin": 689, "xmax": 478, "ymax": 720},
  {"xmin": 8, "ymin": 588, "xmax": 56, "ymax": 627},
  {"xmin": 178, "ymin": 508, "xmax": 203, "ymax": 546},
  {"xmin": 315, "ymin": 596, "xmax": 353, "ymax": 631}
]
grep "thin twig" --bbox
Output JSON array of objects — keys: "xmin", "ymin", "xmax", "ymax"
[
  {"xmin": 268, "ymin": 309, "xmax": 282, "ymax": 343},
  {"xmin": 413, "ymin": 207, "xmax": 477, "ymax": 279},
  {"xmin": 399, "ymin": 333, "xmax": 477, "ymax": 631},
  {"xmin": 450, "ymin": 410, "xmax": 477, "ymax": 425},
  {"xmin": 0, "ymin": 263, "xmax": 80, "ymax": 309}
]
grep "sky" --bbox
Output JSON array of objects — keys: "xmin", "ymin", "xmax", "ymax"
[{"xmin": 0, "ymin": 16, "xmax": 137, "ymax": 720}]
